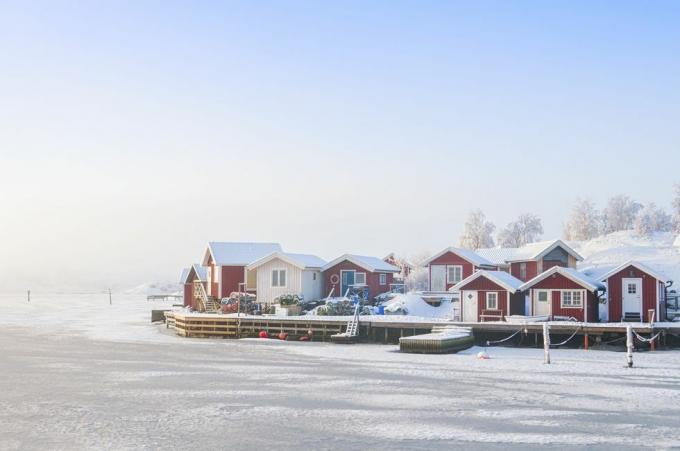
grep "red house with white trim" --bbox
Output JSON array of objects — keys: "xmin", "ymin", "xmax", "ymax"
[
  {"xmin": 451, "ymin": 270, "xmax": 524, "ymax": 322},
  {"xmin": 201, "ymin": 242, "xmax": 282, "ymax": 299},
  {"xmin": 599, "ymin": 261, "xmax": 669, "ymax": 322},
  {"xmin": 180, "ymin": 264, "xmax": 207, "ymax": 309},
  {"xmin": 519, "ymin": 266, "xmax": 604, "ymax": 322},
  {"xmin": 322, "ymin": 254, "xmax": 400, "ymax": 300},
  {"xmin": 422, "ymin": 247, "xmax": 497, "ymax": 292}
]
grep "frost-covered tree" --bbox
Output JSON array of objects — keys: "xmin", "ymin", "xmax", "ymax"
[
  {"xmin": 602, "ymin": 195, "xmax": 642, "ymax": 233},
  {"xmin": 459, "ymin": 209, "xmax": 495, "ymax": 249},
  {"xmin": 672, "ymin": 183, "xmax": 680, "ymax": 233},
  {"xmin": 634, "ymin": 203, "xmax": 673, "ymax": 236},
  {"xmin": 497, "ymin": 213, "xmax": 544, "ymax": 247},
  {"xmin": 563, "ymin": 198, "xmax": 601, "ymax": 241}
]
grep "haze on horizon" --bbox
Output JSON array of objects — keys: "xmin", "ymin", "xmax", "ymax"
[{"xmin": 1, "ymin": 1, "xmax": 679, "ymax": 291}]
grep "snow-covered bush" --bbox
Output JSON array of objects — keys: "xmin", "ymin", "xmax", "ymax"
[
  {"xmin": 459, "ymin": 209, "xmax": 495, "ymax": 249},
  {"xmin": 634, "ymin": 203, "xmax": 673, "ymax": 236},
  {"xmin": 275, "ymin": 294, "xmax": 301, "ymax": 306},
  {"xmin": 602, "ymin": 195, "xmax": 641, "ymax": 233}
]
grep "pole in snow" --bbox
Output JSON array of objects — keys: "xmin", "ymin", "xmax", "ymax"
[
  {"xmin": 626, "ymin": 324, "xmax": 634, "ymax": 368},
  {"xmin": 108, "ymin": 288, "xmax": 112, "ymax": 305},
  {"xmin": 27, "ymin": 289, "xmax": 30, "ymax": 303},
  {"xmin": 543, "ymin": 323, "xmax": 551, "ymax": 364}
]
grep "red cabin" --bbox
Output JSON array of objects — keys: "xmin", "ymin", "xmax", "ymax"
[
  {"xmin": 180, "ymin": 264, "xmax": 207, "ymax": 309},
  {"xmin": 600, "ymin": 261, "xmax": 670, "ymax": 322},
  {"xmin": 519, "ymin": 266, "xmax": 604, "ymax": 322},
  {"xmin": 322, "ymin": 254, "xmax": 400, "ymax": 300},
  {"xmin": 422, "ymin": 247, "xmax": 497, "ymax": 291},
  {"xmin": 451, "ymin": 270, "xmax": 524, "ymax": 322}
]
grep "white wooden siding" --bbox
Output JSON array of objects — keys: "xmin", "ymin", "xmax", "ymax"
[
  {"xmin": 255, "ymin": 257, "xmax": 303, "ymax": 304},
  {"xmin": 302, "ymin": 270, "xmax": 323, "ymax": 302}
]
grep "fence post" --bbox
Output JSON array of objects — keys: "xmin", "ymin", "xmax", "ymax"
[
  {"xmin": 543, "ymin": 323, "xmax": 550, "ymax": 364},
  {"xmin": 109, "ymin": 288, "xmax": 112, "ymax": 305},
  {"xmin": 626, "ymin": 324, "xmax": 634, "ymax": 368},
  {"xmin": 28, "ymin": 289, "xmax": 31, "ymax": 303}
]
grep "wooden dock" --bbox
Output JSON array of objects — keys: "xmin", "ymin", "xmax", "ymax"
[{"xmin": 163, "ymin": 312, "xmax": 680, "ymax": 346}]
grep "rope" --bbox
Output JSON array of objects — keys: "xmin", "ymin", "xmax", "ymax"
[
  {"xmin": 550, "ymin": 326, "xmax": 582, "ymax": 347},
  {"xmin": 486, "ymin": 329, "xmax": 523, "ymax": 346},
  {"xmin": 632, "ymin": 329, "xmax": 663, "ymax": 343}
]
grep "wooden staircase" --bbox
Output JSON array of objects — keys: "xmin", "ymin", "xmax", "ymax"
[{"xmin": 196, "ymin": 283, "xmax": 220, "ymax": 313}]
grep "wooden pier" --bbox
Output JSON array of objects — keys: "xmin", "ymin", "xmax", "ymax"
[{"xmin": 163, "ymin": 312, "xmax": 680, "ymax": 346}]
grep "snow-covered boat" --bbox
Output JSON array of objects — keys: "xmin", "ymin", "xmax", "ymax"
[
  {"xmin": 505, "ymin": 315, "xmax": 550, "ymax": 324},
  {"xmin": 399, "ymin": 326, "xmax": 473, "ymax": 354}
]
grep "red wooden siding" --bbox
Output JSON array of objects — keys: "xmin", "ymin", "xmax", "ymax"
[
  {"xmin": 530, "ymin": 273, "xmax": 598, "ymax": 322},
  {"xmin": 510, "ymin": 261, "xmax": 538, "ymax": 282},
  {"xmin": 183, "ymin": 283, "xmax": 193, "ymax": 308},
  {"xmin": 323, "ymin": 260, "xmax": 394, "ymax": 300},
  {"xmin": 606, "ymin": 265, "xmax": 659, "ymax": 322},
  {"xmin": 428, "ymin": 251, "xmax": 475, "ymax": 290},
  {"xmin": 220, "ymin": 266, "xmax": 246, "ymax": 298},
  {"xmin": 458, "ymin": 275, "xmax": 510, "ymax": 321}
]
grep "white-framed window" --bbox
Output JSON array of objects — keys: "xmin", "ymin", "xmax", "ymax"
[
  {"xmin": 627, "ymin": 283, "xmax": 637, "ymax": 294},
  {"xmin": 271, "ymin": 269, "xmax": 287, "ymax": 287},
  {"xmin": 379, "ymin": 273, "xmax": 387, "ymax": 285},
  {"xmin": 447, "ymin": 265, "xmax": 463, "ymax": 284},
  {"xmin": 486, "ymin": 292, "xmax": 498, "ymax": 310},
  {"xmin": 561, "ymin": 290, "xmax": 583, "ymax": 308},
  {"xmin": 355, "ymin": 272, "xmax": 366, "ymax": 285}
]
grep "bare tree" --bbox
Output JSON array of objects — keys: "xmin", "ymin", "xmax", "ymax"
[
  {"xmin": 497, "ymin": 213, "xmax": 544, "ymax": 247},
  {"xmin": 563, "ymin": 198, "xmax": 601, "ymax": 241},
  {"xmin": 459, "ymin": 209, "xmax": 495, "ymax": 249},
  {"xmin": 673, "ymin": 183, "xmax": 680, "ymax": 234},
  {"xmin": 634, "ymin": 203, "xmax": 673, "ymax": 236},
  {"xmin": 602, "ymin": 195, "xmax": 642, "ymax": 233}
]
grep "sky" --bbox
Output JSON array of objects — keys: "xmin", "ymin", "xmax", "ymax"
[{"xmin": 1, "ymin": 1, "xmax": 680, "ymax": 291}]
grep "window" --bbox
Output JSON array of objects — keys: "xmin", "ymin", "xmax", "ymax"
[
  {"xmin": 627, "ymin": 283, "xmax": 637, "ymax": 294},
  {"xmin": 379, "ymin": 273, "xmax": 387, "ymax": 285},
  {"xmin": 313, "ymin": 272, "xmax": 317, "ymax": 281},
  {"xmin": 447, "ymin": 265, "xmax": 463, "ymax": 284},
  {"xmin": 561, "ymin": 290, "xmax": 583, "ymax": 308},
  {"xmin": 486, "ymin": 292, "xmax": 498, "ymax": 310},
  {"xmin": 537, "ymin": 291, "xmax": 549, "ymax": 302},
  {"xmin": 271, "ymin": 269, "xmax": 287, "ymax": 287},
  {"xmin": 355, "ymin": 272, "xmax": 366, "ymax": 285},
  {"xmin": 519, "ymin": 263, "xmax": 527, "ymax": 280}
]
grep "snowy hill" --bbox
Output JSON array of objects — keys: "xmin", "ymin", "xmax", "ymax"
[
  {"xmin": 573, "ymin": 230, "xmax": 680, "ymax": 285},
  {"xmin": 123, "ymin": 282, "xmax": 182, "ymax": 296}
]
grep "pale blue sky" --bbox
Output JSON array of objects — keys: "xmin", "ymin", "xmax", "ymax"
[{"xmin": 1, "ymin": 1, "xmax": 679, "ymax": 290}]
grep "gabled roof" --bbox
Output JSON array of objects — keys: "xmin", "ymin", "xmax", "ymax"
[
  {"xmin": 450, "ymin": 270, "xmax": 524, "ymax": 293},
  {"xmin": 476, "ymin": 239, "xmax": 583, "ymax": 264},
  {"xmin": 181, "ymin": 264, "xmax": 207, "ymax": 284},
  {"xmin": 202, "ymin": 242, "xmax": 282, "ymax": 266},
  {"xmin": 246, "ymin": 252, "xmax": 327, "ymax": 271},
  {"xmin": 598, "ymin": 260, "xmax": 670, "ymax": 283},
  {"xmin": 179, "ymin": 267, "xmax": 190, "ymax": 285},
  {"xmin": 518, "ymin": 266, "xmax": 605, "ymax": 292},
  {"xmin": 322, "ymin": 254, "xmax": 400, "ymax": 273},
  {"xmin": 421, "ymin": 247, "xmax": 496, "ymax": 268}
]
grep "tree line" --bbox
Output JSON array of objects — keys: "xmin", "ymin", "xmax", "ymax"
[{"xmin": 458, "ymin": 184, "xmax": 680, "ymax": 249}]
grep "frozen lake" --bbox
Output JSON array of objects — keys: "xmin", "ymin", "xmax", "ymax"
[{"xmin": 1, "ymin": 293, "xmax": 679, "ymax": 450}]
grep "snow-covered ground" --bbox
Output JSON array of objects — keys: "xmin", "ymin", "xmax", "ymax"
[{"xmin": 1, "ymin": 292, "xmax": 680, "ymax": 449}]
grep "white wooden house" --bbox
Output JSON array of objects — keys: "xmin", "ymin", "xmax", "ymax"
[{"xmin": 246, "ymin": 252, "xmax": 326, "ymax": 305}]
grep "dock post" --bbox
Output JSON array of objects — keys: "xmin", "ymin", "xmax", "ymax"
[
  {"xmin": 384, "ymin": 327, "xmax": 388, "ymax": 344},
  {"xmin": 626, "ymin": 325, "xmax": 634, "ymax": 368},
  {"xmin": 584, "ymin": 333, "xmax": 589, "ymax": 350},
  {"xmin": 108, "ymin": 288, "xmax": 112, "ymax": 305},
  {"xmin": 27, "ymin": 289, "xmax": 30, "ymax": 303},
  {"xmin": 543, "ymin": 323, "xmax": 550, "ymax": 364}
]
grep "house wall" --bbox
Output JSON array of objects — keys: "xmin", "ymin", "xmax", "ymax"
[
  {"xmin": 323, "ymin": 260, "xmax": 394, "ymax": 299},
  {"xmin": 253, "ymin": 257, "xmax": 303, "ymax": 304},
  {"xmin": 183, "ymin": 283, "xmax": 193, "ymax": 308},
  {"xmin": 530, "ymin": 273, "xmax": 597, "ymax": 321},
  {"xmin": 206, "ymin": 255, "xmax": 219, "ymax": 297},
  {"xmin": 428, "ymin": 251, "xmax": 475, "ymax": 290},
  {"xmin": 510, "ymin": 261, "xmax": 538, "ymax": 282},
  {"xmin": 606, "ymin": 265, "xmax": 660, "ymax": 322},
  {"xmin": 302, "ymin": 270, "xmax": 323, "ymax": 301},
  {"xmin": 457, "ymin": 276, "xmax": 510, "ymax": 321},
  {"xmin": 220, "ymin": 266, "xmax": 246, "ymax": 298}
]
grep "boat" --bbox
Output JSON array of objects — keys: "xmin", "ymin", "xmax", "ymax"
[
  {"xmin": 399, "ymin": 326, "xmax": 473, "ymax": 354},
  {"xmin": 505, "ymin": 315, "xmax": 550, "ymax": 324}
]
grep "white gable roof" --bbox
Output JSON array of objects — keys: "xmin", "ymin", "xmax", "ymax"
[
  {"xmin": 421, "ymin": 247, "xmax": 496, "ymax": 267},
  {"xmin": 247, "ymin": 252, "xmax": 326, "ymax": 270},
  {"xmin": 598, "ymin": 260, "xmax": 670, "ymax": 282},
  {"xmin": 518, "ymin": 266, "xmax": 605, "ymax": 292},
  {"xmin": 322, "ymin": 254, "xmax": 400, "ymax": 273},
  {"xmin": 181, "ymin": 264, "xmax": 207, "ymax": 283},
  {"xmin": 179, "ymin": 267, "xmax": 190, "ymax": 284},
  {"xmin": 476, "ymin": 239, "xmax": 583, "ymax": 264},
  {"xmin": 450, "ymin": 270, "xmax": 524, "ymax": 293},
  {"xmin": 202, "ymin": 242, "xmax": 282, "ymax": 266}
]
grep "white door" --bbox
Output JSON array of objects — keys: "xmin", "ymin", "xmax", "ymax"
[
  {"xmin": 463, "ymin": 291, "xmax": 478, "ymax": 322},
  {"xmin": 534, "ymin": 290, "xmax": 551, "ymax": 316},
  {"xmin": 431, "ymin": 265, "xmax": 446, "ymax": 291},
  {"xmin": 622, "ymin": 278, "xmax": 642, "ymax": 315}
]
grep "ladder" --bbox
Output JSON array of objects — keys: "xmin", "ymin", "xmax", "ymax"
[
  {"xmin": 196, "ymin": 282, "xmax": 220, "ymax": 313},
  {"xmin": 344, "ymin": 302, "xmax": 361, "ymax": 336}
]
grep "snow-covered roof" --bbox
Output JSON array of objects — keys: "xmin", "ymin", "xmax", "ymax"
[
  {"xmin": 450, "ymin": 270, "xmax": 524, "ymax": 293},
  {"xmin": 179, "ymin": 267, "xmax": 190, "ymax": 284},
  {"xmin": 421, "ymin": 247, "xmax": 496, "ymax": 268},
  {"xmin": 246, "ymin": 252, "xmax": 326, "ymax": 270},
  {"xmin": 181, "ymin": 264, "xmax": 207, "ymax": 283},
  {"xmin": 202, "ymin": 242, "xmax": 283, "ymax": 266},
  {"xmin": 518, "ymin": 266, "xmax": 605, "ymax": 292},
  {"xmin": 476, "ymin": 239, "xmax": 583, "ymax": 264},
  {"xmin": 598, "ymin": 260, "xmax": 670, "ymax": 283},
  {"xmin": 322, "ymin": 254, "xmax": 400, "ymax": 273}
]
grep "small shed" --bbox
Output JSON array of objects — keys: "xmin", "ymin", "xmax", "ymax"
[
  {"xmin": 599, "ymin": 260, "xmax": 670, "ymax": 322},
  {"xmin": 246, "ymin": 252, "xmax": 326, "ymax": 305},
  {"xmin": 518, "ymin": 266, "xmax": 604, "ymax": 322},
  {"xmin": 181, "ymin": 264, "xmax": 208, "ymax": 309},
  {"xmin": 421, "ymin": 247, "xmax": 497, "ymax": 291},
  {"xmin": 451, "ymin": 270, "xmax": 524, "ymax": 322},
  {"xmin": 322, "ymin": 254, "xmax": 400, "ymax": 300}
]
